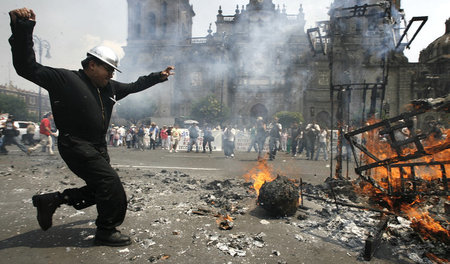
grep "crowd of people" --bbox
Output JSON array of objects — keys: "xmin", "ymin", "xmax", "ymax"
[
  {"xmin": 0, "ymin": 113, "xmax": 336, "ymax": 161},
  {"xmin": 107, "ymin": 123, "xmax": 183, "ymax": 152},
  {"xmin": 99, "ymin": 116, "xmax": 333, "ymax": 162},
  {"xmin": 4, "ymin": 113, "xmax": 447, "ymax": 163}
]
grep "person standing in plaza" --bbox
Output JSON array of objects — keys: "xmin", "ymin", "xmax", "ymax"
[
  {"xmin": 166, "ymin": 125, "xmax": 172, "ymax": 151},
  {"xmin": 305, "ymin": 121, "xmax": 320, "ymax": 160},
  {"xmin": 137, "ymin": 124, "xmax": 145, "ymax": 151},
  {"xmin": 170, "ymin": 124, "xmax": 181, "ymax": 153},
  {"xmin": 149, "ymin": 122, "xmax": 159, "ymax": 150},
  {"xmin": 247, "ymin": 125, "xmax": 258, "ymax": 153},
  {"xmin": 9, "ymin": 8, "xmax": 174, "ymax": 247},
  {"xmin": 160, "ymin": 125, "xmax": 169, "ymax": 150},
  {"xmin": 315, "ymin": 127, "xmax": 329, "ymax": 161},
  {"xmin": 202, "ymin": 123, "xmax": 214, "ymax": 153},
  {"xmin": 255, "ymin": 117, "xmax": 267, "ymax": 160},
  {"xmin": 268, "ymin": 117, "xmax": 282, "ymax": 161},
  {"xmin": 223, "ymin": 124, "xmax": 236, "ymax": 158},
  {"xmin": 187, "ymin": 123, "xmax": 200, "ymax": 153},
  {"xmin": 290, "ymin": 122, "xmax": 302, "ymax": 157}
]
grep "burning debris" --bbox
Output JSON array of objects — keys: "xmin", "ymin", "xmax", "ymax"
[
  {"xmin": 257, "ymin": 175, "xmax": 299, "ymax": 217},
  {"xmin": 216, "ymin": 214, "xmax": 234, "ymax": 230},
  {"xmin": 243, "ymin": 159, "xmax": 299, "ymax": 216},
  {"xmin": 298, "ymin": 180, "xmax": 450, "ymax": 263},
  {"xmin": 342, "ymin": 100, "xmax": 450, "ymax": 261}
]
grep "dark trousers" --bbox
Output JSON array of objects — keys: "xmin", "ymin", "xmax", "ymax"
[
  {"xmin": 0, "ymin": 135, "xmax": 28, "ymax": 153},
  {"xmin": 298, "ymin": 138, "xmax": 306, "ymax": 154},
  {"xmin": 58, "ymin": 134, "xmax": 127, "ymax": 230},
  {"xmin": 150, "ymin": 138, "xmax": 157, "ymax": 149},
  {"xmin": 291, "ymin": 139, "xmax": 298, "ymax": 155},
  {"xmin": 203, "ymin": 139, "xmax": 212, "ymax": 152},
  {"xmin": 247, "ymin": 137, "xmax": 258, "ymax": 152},
  {"xmin": 269, "ymin": 137, "xmax": 279, "ymax": 160},
  {"xmin": 256, "ymin": 136, "xmax": 266, "ymax": 158},
  {"xmin": 224, "ymin": 140, "xmax": 234, "ymax": 157},
  {"xmin": 306, "ymin": 137, "xmax": 316, "ymax": 160}
]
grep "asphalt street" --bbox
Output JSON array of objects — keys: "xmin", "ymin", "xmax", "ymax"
[{"xmin": 0, "ymin": 146, "xmax": 386, "ymax": 264}]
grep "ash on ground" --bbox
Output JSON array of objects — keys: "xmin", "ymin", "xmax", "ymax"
[
  {"xmin": 299, "ymin": 178, "xmax": 449, "ymax": 263},
  {"xmin": 2, "ymin": 156, "xmax": 448, "ymax": 264}
]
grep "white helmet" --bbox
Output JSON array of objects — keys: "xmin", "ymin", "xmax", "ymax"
[{"xmin": 87, "ymin": 46, "xmax": 121, "ymax": 72}]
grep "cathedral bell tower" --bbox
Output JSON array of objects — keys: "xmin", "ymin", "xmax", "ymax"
[
  {"xmin": 121, "ymin": 0, "xmax": 195, "ymax": 79},
  {"xmin": 119, "ymin": 0, "xmax": 195, "ymax": 119},
  {"xmin": 126, "ymin": 0, "xmax": 195, "ymax": 46}
]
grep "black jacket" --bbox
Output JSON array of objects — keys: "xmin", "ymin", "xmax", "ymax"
[{"xmin": 9, "ymin": 18, "xmax": 166, "ymax": 143}]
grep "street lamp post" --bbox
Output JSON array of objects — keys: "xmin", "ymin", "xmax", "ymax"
[{"xmin": 33, "ymin": 35, "xmax": 51, "ymax": 120}]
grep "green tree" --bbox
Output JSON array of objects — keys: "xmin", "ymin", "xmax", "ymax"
[
  {"xmin": 190, "ymin": 95, "xmax": 230, "ymax": 125},
  {"xmin": 274, "ymin": 111, "xmax": 304, "ymax": 128},
  {"xmin": 115, "ymin": 95, "xmax": 157, "ymax": 124},
  {"xmin": 0, "ymin": 93, "xmax": 32, "ymax": 120}
]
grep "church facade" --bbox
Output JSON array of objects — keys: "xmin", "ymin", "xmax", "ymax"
[{"xmin": 119, "ymin": 0, "xmax": 447, "ymax": 128}]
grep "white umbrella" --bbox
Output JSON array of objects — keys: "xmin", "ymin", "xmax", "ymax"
[{"xmin": 184, "ymin": 120, "xmax": 199, "ymax": 125}]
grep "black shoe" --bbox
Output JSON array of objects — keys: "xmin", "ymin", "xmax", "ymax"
[
  {"xmin": 32, "ymin": 192, "xmax": 62, "ymax": 231},
  {"xmin": 95, "ymin": 228, "xmax": 132, "ymax": 247}
]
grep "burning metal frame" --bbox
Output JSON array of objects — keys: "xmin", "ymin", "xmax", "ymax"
[{"xmin": 344, "ymin": 106, "xmax": 449, "ymax": 197}]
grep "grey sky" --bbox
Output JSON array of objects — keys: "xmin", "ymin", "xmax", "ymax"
[{"xmin": 1, "ymin": 0, "xmax": 448, "ymax": 92}]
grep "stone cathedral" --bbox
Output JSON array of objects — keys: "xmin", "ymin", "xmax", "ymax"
[{"xmin": 118, "ymin": 0, "xmax": 449, "ymax": 128}]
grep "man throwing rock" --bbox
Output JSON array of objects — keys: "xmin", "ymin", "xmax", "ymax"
[{"xmin": 9, "ymin": 8, "xmax": 174, "ymax": 247}]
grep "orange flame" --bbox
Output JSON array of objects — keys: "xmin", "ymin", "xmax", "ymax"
[
  {"xmin": 401, "ymin": 202, "xmax": 450, "ymax": 242},
  {"xmin": 357, "ymin": 119, "xmax": 450, "ymax": 242},
  {"xmin": 243, "ymin": 159, "xmax": 276, "ymax": 195},
  {"xmin": 215, "ymin": 214, "xmax": 233, "ymax": 223}
]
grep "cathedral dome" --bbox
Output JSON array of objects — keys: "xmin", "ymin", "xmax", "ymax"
[{"xmin": 419, "ymin": 18, "xmax": 450, "ymax": 63}]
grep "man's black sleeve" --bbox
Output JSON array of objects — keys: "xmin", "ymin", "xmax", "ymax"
[
  {"xmin": 113, "ymin": 72, "xmax": 168, "ymax": 101},
  {"xmin": 9, "ymin": 18, "xmax": 61, "ymax": 91}
]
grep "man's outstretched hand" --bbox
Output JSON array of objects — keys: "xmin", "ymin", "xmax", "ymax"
[
  {"xmin": 9, "ymin": 8, "xmax": 36, "ymax": 24},
  {"xmin": 160, "ymin": 66, "xmax": 175, "ymax": 80}
]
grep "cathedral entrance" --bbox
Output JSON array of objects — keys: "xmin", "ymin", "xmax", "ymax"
[
  {"xmin": 316, "ymin": 111, "xmax": 331, "ymax": 129},
  {"xmin": 250, "ymin": 103, "xmax": 268, "ymax": 120}
]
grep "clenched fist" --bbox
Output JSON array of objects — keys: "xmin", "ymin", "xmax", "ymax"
[{"xmin": 9, "ymin": 8, "xmax": 36, "ymax": 24}]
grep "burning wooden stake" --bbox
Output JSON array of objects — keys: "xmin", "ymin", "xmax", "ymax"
[{"xmin": 257, "ymin": 175, "xmax": 299, "ymax": 217}]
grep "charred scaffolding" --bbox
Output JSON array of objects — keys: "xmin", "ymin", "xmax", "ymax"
[
  {"xmin": 306, "ymin": 0, "xmax": 427, "ymax": 179},
  {"xmin": 344, "ymin": 96, "xmax": 449, "ymax": 260},
  {"xmin": 345, "ymin": 95, "xmax": 450, "ymax": 197}
]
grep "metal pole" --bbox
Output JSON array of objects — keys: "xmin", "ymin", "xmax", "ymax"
[
  {"xmin": 38, "ymin": 42, "xmax": 42, "ymax": 120},
  {"xmin": 33, "ymin": 35, "xmax": 51, "ymax": 120}
]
